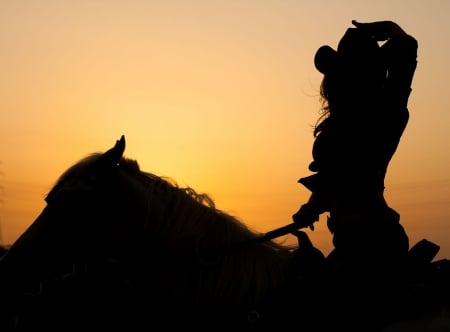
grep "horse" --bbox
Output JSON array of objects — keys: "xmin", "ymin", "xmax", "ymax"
[{"xmin": 0, "ymin": 136, "xmax": 449, "ymax": 331}]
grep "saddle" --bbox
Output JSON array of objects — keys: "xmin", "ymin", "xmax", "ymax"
[{"xmin": 288, "ymin": 231, "xmax": 450, "ymax": 331}]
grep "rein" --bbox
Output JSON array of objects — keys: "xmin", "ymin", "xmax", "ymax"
[{"xmin": 231, "ymin": 216, "xmax": 314, "ymax": 249}]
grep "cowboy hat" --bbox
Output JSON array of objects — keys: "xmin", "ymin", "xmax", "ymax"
[{"xmin": 314, "ymin": 27, "xmax": 382, "ymax": 75}]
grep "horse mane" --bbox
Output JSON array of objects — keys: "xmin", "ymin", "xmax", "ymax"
[{"xmin": 48, "ymin": 153, "xmax": 296, "ymax": 307}]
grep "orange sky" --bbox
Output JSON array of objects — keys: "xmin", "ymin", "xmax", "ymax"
[{"xmin": 1, "ymin": 0, "xmax": 450, "ymax": 259}]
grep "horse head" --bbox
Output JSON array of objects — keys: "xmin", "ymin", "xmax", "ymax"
[{"xmin": 0, "ymin": 136, "xmax": 297, "ymax": 330}]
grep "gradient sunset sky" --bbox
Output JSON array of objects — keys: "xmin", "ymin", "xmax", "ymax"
[{"xmin": 1, "ymin": 0, "xmax": 449, "ymax": 259}]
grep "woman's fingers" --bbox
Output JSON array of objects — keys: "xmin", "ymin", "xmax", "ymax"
[{"xmin": 351, "ymin": 20, "xmax": 405, "ymax": 41}]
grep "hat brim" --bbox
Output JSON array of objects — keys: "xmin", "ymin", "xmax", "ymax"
[{"xmin": 314, "ymin": 45, "xmax": 338, "ymax": 74}]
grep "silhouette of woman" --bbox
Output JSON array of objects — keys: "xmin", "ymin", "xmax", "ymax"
[{"xmin": 293, "ymin": 20, "xmax": 418, "ymax": 278}]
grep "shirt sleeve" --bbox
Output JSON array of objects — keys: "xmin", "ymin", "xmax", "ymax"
[{"xmin": 381, "ymin": 34, "xmax": 418, "ymax": 108}]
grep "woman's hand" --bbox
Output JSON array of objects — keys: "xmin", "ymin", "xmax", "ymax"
[
  {"xmin": 292, "ymin": 203, "xmax": 320, "ymax": 230},
  {"xmin": 352, "ymin": 20, "xmax": 406, "ymax": 41}
]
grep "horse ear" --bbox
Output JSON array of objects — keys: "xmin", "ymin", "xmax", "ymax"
[{"xmin": 99, "ymin": 135, "xmax": 126, "ymax": 167}]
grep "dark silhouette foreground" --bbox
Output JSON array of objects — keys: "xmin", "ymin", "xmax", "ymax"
[{"xmin": 0, "ymin": 136, "xmax": 449, "ymax": 331}]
